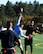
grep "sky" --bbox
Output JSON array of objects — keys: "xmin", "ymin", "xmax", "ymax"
[{"xmin": 0, "ymin": 0, "xmax": 43, "ymax": 5}]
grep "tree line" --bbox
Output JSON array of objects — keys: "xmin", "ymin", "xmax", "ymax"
[
  {"xmin": 0, "ymin": 0, "xmax": 43, "ymax": 17},
  {"xmin": 0, "ymin": 0, "xmax": 43, "ymax": 31}
]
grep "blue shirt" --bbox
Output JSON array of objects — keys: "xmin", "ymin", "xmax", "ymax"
[
  {"xmin": 0, "ymin": 30, "xmax": 19, "ymax": 48},
  {"xmin": 14, "ymin": 16, "xmax": 21, "ymax": 37},
  {"xmin": 14, "ymin": 25, "xmax": 20, "ymax": 36},
  {"xmin": 14, "ymin": 16, "xmax": 28, "ymax": 38}
]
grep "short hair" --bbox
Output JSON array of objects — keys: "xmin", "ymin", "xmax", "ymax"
[{"xmin": 7, "ymin": 21, "xmax": 13, "ymax": 29}]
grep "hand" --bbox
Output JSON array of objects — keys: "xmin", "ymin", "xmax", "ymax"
[
  {"xmin": 29, "ymin": 35, "xmax": 33, "ymax": 39},
  {"xmin": 26, "ymin": 36, "xmax": 29, "ymax": 40},
  {"xmin": 20, "ymin": 13, "xmax": 23, "ymax": 17}
]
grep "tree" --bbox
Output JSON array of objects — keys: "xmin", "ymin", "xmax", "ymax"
[
  {"xmin": 0, "ymin": 4, "xmax": 5, "ymax": 18},
  {"xmin": 0, "ymin": 4, "xmax": 5, "ymax": 25},
  {"xmin": 28, "ymin": 2, "xmax": 34, "ymax": 15},
  {"xmin": 13, "ymin": 1, "xmax": 19, "ymax": 16},
  {"xmin": 33, "ymin": 0, "xmax": 41, "ymax": 16},
  {"xmin": 5, "ymin": 1, "xmax": 16, "ymax": 18},
  {"xmin": 40, "ymin": 4, "xmax": 43, "ymax": 16},
  {"xmin": 33, "ymin": 0, "xmax": 37, "ymax": 5},
  {"xmin": 14, "ymin": 1, "xmax": 24, "ymax": 16}
]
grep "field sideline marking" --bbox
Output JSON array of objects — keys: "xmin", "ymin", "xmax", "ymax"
[{"xmin": 35, "ymin": 43, "xmax": 43, "ymax": 49}]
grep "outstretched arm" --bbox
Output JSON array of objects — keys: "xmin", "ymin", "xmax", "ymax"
[
  {"xmin": 17, "ymin": 13, "xmax": 22, "ymax": 26},
  {"xmin": 19, "ymin": 28, "xmax": 29, "ymax": 38},
  {"xmin": 17, "ymin": 16, "xmax": 21, "ymax": 25}
]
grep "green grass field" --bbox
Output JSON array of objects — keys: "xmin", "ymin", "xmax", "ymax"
[{"xmin": 0, "ymin": 33, "xmax": 43, "ymax": 54}]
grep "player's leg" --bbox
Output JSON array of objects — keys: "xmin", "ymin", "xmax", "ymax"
[
  {"xmin": 30, "ymin": 44, "xmax": 33, "ymax": 54},
  {"xmin": 30, "ymin": 38, "xmax": 33, "ymax": 54},
  {"xmin": 18, "ymin": 39, "xmax": 24, "ymax": 54},
  {"xmin": 14, "ymin": 39, "xmax": 24, "ymax": 54},
  {"xmin": 19, "ymin": 44, "xmax": 24, "ymax": 54},
  {"xmin": 25, "ymin": 38, "xmax": 28, "ymax": 54},
  {"xmin": 25, "ymin": 45, "xmax": 28, "ymax": 54}
]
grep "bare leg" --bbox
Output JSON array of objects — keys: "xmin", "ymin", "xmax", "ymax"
[{"xmin": 18, "ymin": 39, "xmax": 24, "ymax": 54}]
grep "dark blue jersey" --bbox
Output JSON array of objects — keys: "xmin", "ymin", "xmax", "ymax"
[{"xmin": 0, "ymin": 30, "xmax": 19, "ymax": 48}]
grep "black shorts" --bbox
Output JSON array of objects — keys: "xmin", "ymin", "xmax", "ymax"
[
  {"xmin": 25, "ymin": 38, "xmax": 33, "ymax": 45},
  {"xmin": 24, "ymin": 37, "xmax": 33, "ymax": 50}
]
